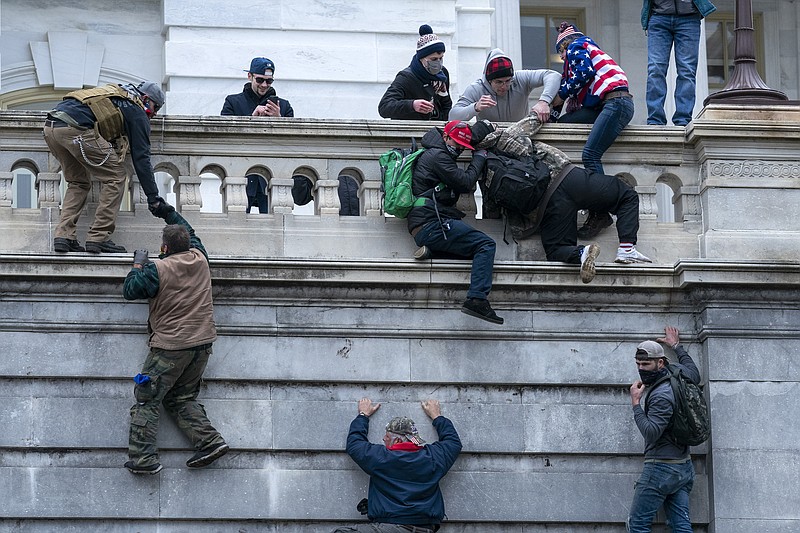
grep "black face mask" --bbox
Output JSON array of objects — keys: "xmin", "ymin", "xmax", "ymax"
[
  {"xmin": 639, "ymin": 367, "xmax": 667, "ymax": 385},
  {"xmin": 446, "ymin": 145, "xmax": 464, "ymax": 157}
]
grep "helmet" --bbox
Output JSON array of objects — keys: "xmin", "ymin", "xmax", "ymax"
[{"xmin": 136, "ymin": 81, "xmax": 165, "ymax": 111}]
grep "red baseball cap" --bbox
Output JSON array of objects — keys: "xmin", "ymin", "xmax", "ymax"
[{"xmin": 443, "ymin": 120, "xmax": 474, "ymax": 150}]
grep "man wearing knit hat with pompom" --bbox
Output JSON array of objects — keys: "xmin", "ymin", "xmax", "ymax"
[
  {"xmin": 449, "ymin": 48, "xmax": 560, "ymax": 124},
  {"xmin": 378, "ymin": 25, "xmax": 452, "ymax": 120},
  {"xmin": 551, "ymin": 22, "xmax": 634, "ymax": 242}
]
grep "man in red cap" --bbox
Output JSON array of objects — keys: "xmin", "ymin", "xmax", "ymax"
[{"xmin": 407, "ymin": 120, "xmax": 502, "ymax": 325}]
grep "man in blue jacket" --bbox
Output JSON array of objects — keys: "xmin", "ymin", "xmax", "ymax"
[
  {"xmin": 628, "ymin": 326, "xmax": 701, "ymax": 532},
  {"xmin": 335, "ymin": 397, "xmax": 462, "ymax": 532}
]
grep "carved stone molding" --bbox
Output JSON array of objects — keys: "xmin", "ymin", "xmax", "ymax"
[{"xmin": 707, "ymin": 160, "xmax": 800, "ymax": 179}]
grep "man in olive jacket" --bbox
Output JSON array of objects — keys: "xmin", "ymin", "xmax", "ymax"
[{"xmin": 122, "ymin": 200, "xmax": 228, "ymax": 474}]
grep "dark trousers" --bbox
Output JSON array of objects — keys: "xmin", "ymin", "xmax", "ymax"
[
  {"xmin": 128, "ymin": 344, "xmax": 225, "ymax": 467},
  {"xmin": 540, "ymin": 167, "xmax": 639, "ymax": 263},
  {"xmin": 414, "ymin": 219, "xmax": 496, "ymax": 300}
]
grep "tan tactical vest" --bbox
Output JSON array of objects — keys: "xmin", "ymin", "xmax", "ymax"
[{"xmin": 64, "ymin": 84, "xmax": 145, "ymax": 140}]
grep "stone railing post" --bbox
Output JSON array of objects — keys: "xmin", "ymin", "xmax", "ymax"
[
  {"xmin": 177, "ymin": 175, "xmax": 202, "ymax": 212},
  {"xmin": 0, "ymin": 172, "xmax": 13, "ymax": 208},
  {"xmin": 222, "ymin": 176, "xmax": 248, "ymax": 213},
  {"xmin": 270, "ymin": 178, "xmax": 294, "ymax": 214},
  {"xmin": 361, "ymin": 181, "xmax": 382, "ymax": 217},
  {"xmin": 316, "ymin": 179, "xmax": 341, "ymax": 215},
  {"xmin": 36, "ymin": 172, "xmax": 62, "ymax": 208},
  {"xmin": 637, "ymin": 187, "xmax": 658, "ymax": 221}
]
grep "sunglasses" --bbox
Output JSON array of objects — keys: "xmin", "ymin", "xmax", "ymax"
[{"xmin": 253, "ymin": 76, "xmax": 274, "ymax": 85}]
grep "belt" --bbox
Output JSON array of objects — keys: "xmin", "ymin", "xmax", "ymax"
[
  {"xmin": 644, "ymin": 457, "xmax": 691, "ymax": 464},
  {"xmin": 603, "ymin": 89, "xmax": 632, "ymax": 101},
  {"xmin": 397, "ymin": 525, "xmax": 436, "ymax": 532},
  {"xmin": 44, "ymin": 119, "xmax": 71, "ymax": 128},
  {"xmin": 411, "ymin": 226, "xmax": 422, "ymax": 237}
]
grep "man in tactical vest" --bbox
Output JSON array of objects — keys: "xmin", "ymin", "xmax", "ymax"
[
  {"xmin": 43, "ymin": 81, "xmax": 167, "ymax": 253},
  {"xmin": 627, "ymin": 326, "xmax": 701, "ymax": 532}
]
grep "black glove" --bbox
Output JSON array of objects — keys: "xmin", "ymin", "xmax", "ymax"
[
  {"xmin": 148, "ymin": 196, "xmax": 175, "ymax": 219},
  {"xmin": 356, "ymin": 498, "xmax": 368, "ymax": 515},
  {"xmin": 133, "ymin": 249, "xmax": 150, "ymax": 266}
]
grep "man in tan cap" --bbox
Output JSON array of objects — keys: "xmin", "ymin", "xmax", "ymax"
[
  {"xmin": 627, "ymin": 326, "xmax": 701, "ymax": 532},
  {"xmin": 334, "ymin": 398, "xmax": 462, "ymax": 532}
]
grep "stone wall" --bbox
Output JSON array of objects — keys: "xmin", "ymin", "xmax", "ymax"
[{"xmin": 1, "ymin": 107, "xmax": 800, "ymax": 531}]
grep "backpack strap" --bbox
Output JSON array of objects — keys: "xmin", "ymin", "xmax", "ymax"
[
  {"xmin": 528, "ymin": 163, "xmax": 575, "ymax": 233},
  {"xmin": 643, "ymin": 365, "xmax": 676, "ymax": 415}
]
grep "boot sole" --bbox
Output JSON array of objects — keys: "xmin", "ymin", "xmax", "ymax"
[
  {"xmin": 460, "ymin": 306, "xmax": 504, "ymax": 325},
  {"xmin": 187, "ymin": 443, "xmax": 229, "ymax": 468},
  {"xmin": 125, "ymin": 462, "xmax": 163, "ymax": 475},
  {"xmin": 580, "ymin": 245, "xmax": 600, "ymax": 284}
]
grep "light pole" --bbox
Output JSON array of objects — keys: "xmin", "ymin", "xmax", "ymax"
[{"xmin": 704, "ymin": 0, "xmax": 787, "ymax": 104}]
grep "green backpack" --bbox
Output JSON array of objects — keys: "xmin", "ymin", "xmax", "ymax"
[{"xmin": 378, "ymin": 141, "xmax": 426, "ymax": 218}]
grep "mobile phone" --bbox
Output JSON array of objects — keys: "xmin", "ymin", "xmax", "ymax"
[{"xmin": 267, "ymin": 96, "xmax": 279, "ymax": 104}]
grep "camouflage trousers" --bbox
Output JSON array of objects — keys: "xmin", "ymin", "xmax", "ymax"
[{"xmin": 128, "ymin": 343, "xmax": 225, "ymax": 467}]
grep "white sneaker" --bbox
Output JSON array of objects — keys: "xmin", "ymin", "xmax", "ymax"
[
  {"xmin": 615, "ymin": 246, "xmax": 652, "ymax": 264},
  {"xmin": 580, "ymin": 243, "xmax": 600, "ymax": 284}
]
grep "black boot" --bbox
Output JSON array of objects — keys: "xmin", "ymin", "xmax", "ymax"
[
  {"xmin": 461, "ymin": 298, "xmax": 504, "ymax": 325},
  {"xmin": 577, "ymin": 212, "xmax": 613, "ymax": 239}
]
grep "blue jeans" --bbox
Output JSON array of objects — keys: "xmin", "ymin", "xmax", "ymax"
[
  {"xmin": 627, "ymin": 461, "xmax": 695, "ymax": 533},
  {"xmin": 558, "ymin": 97, "xmax": 634, "ymax": 174},
  {"xmin": 414, "ymin": 219, "xmax": 495, "ymax": 300},
  {"xmin": 646, "ymin": 14, "xmax": 702, "ymax": 126}
]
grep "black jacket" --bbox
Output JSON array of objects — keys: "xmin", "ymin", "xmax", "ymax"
[
  {"xmin": 378, "ymin": 67, "xmax": 452, "ymax": 120},
  {"xmin": 54, "ymin": 97, "xmax": 159, "ymax": 201},
  {"xmin": 407, "ymin": 128, "xmax": 486, "ymax": 232},
  {"xmin": 220, "ymin": 83, "xmax": 294, "ymax": 117}
]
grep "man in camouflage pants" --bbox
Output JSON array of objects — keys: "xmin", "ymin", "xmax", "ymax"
[{"xmin": 122, "ymin": 199, "xmax": 228, "ymax": 474}]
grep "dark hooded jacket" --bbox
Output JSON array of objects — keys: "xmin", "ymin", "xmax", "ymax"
[
  {"xmin": 407, "ymin": 127, "xmax": 486, "ymax": 233},
  {"xmin": 378, "ymin": 66, "xmax": 452, "ymax": 121},
  {"xmin": 220, "ymin": 83, "xmax": 294, "ymax": 117}
]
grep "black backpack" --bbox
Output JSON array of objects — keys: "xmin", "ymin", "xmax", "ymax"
[
  {"xmin": 645, "ymin": 364, "xmax": 711, "ymax": 446},
  {"xmin": 484, "ymin": 153, "xmax": 551, "ymax": 215}
]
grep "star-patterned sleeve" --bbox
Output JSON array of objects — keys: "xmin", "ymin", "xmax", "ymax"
[{"xmin": 558, "ymin": 44, "xmax": 596, "ymax": 99}]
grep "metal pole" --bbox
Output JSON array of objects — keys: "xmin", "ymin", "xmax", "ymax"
[{"xmin": 704, "ymin": 0, "xmax": 787, "ymax": 104}]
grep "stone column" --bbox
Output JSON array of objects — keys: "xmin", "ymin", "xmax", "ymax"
[
  {"xmin": 316, "ymin": 179, "xmax": 341, "ymax": 215},
  {"xmin": 177, "ymin": 175, "xmax": 202, "ymax": 212},
  {"xmin": 361, "ymin": 181, "xmax": 382, "ymax": 217},
  {"xmin": 36, "ymin": 172, "xmax": 63, "ymax": 208},
  {"xmin": 270, "ymin": 178, "xmax": 295, "ymax": 214},
  {"xmin": 222, "ymin": 176, "xmax": 248, "ymax": 213},
  {"xmin": 0, "ymin": 172, "xmax": 14, "ymax": 208}
]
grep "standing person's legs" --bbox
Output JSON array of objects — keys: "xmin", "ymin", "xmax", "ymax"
[
  {"xmin": 671, "ymin": 15, "xmax": 702, "ymax": 126},
  {"xmin": 646, "ymin": 14, "xmax": 676, "ymax": 125},
  {"xmin": 581, "ymin": 97, "xmax": 634, "ymax": 175},
  {"xmin": 45, "ymin": 126, "xmax": 92, "ymax": 240},
  {"xmin": 627, "ymin": 462, "xmax": 694, "ymax": 533},
  {"xmin": 162, "ymin": 344, "xmax": 226, "ymax": 454},
  {"xmin": 415, "ymin": 219, "xmax": 495, "ymax": 300},
  {"xmin": 66, "ymin": 129, "xmax": 128, "ymax": 243},
  {"xmin": 662, "ymin": 461, "xmax": 695, "ymax": 533}
]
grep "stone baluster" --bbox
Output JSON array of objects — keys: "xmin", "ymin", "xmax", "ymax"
[
  {"xmin": 316, "ymin": 179, "xmax": 341, "ymax": 215},
  {"xmin": 177, "ymin": 175, "xmax": 202, "ymax": 212},
  {"xmin": 361, "ymin": 180, "xmax": 382, "ymax": 217},
  {"xmin": 0, "ymin": 172, "xmax": 13, "ymax": 208},
  {"xmin": 222, "ymin": 176, "xmax": 248, "ymax": 213},
  {"xmin": 270, "ymin": 178, "xmax": 295, "ymax": 214},
  {"xmin": 36, "ymin": 172, "xmax": 62, "ymax": 208},
  {"xmin": 637, "ymin": 187, "xmax": 658, "ymax": 220}
]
